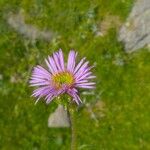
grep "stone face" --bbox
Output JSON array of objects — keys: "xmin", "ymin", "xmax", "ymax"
[
  {"xmin": 118, "ymin": 0, "xmax": 150, "ymax": 52},
  {"xmin": 48, "ymin": 105, "xmax": 70, "ymax": 128},
  {"xmin": 7, "ymin": 11, "xmax": 53, "ymax": 43}
]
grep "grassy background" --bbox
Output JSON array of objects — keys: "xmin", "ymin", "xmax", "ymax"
[{"xmin": 0, "ymin": 0, "xmax": 150, "ymax": 149}]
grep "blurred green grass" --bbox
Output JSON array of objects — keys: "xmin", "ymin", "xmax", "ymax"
[{"xmin": 0, "ymin": 0, "xmax": 150, "ymax": 149}]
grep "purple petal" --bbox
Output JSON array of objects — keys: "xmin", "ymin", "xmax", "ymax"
[
  {"xmin": 53, "ymin": 52, "xmax": 63, "ymax": 72},
  {"xmin": 32, "ymin": 66, "xmax": 51, "ymax": 79},
  {"xmin": 73, "ymin": 57, "xmax": 86, "ymax": 74},
  {"xmin": 75, "ymin": 72, "xmax": 92, "ymax": 81},
  {"xmin": 76, "ymin": 65, "xmax": 94, "ymax": 80},
  {"xmin": 32, "ymin": 86, "xmax": 52, "ymax": 98},
  {"xmin": 74, "ymin": 61, "xmax": 89, "ymax": 79},
  {"xmin": 30, "ymin": 66, "xmax": 51, "ymax": 87},
  {"xmin": 76, "ymin": 82, "xmax": 95, "ymax": 86},
  {"xmin": 86, "ymin": 75, "xmax": 96, "ymax": 79},
  {"xmin": 58, "ymin": 49, "xmax": 65, "ymax": 71},
  {"xmin": 45, "ymin": 89, "xmax": 64, "ymax": 104},
  {"xmin": 67, "ymin": 88, "xmax": 82, "ymax": 104},
  {"xmin": 30, "ymin": 81, "xmax": 50, "ymax": 87},
  {"xmin": 45, "ymin": 58, "xmax": 55, "ymax": 74},
  {"xmin": 46, "ymin": 95, "xmax": 55, "ymax": 104},
  {"xmin": 48, "ymin": 56, "xmax": 58, "ymax": 73},
  {"xmin": 75, "ymin": 85, "xmax": 95, "ymax": 89},
  {"xmin": 67, "ymin": 50, "xmax": 77, "ymax": 72},
  {"xmin": 75, "ymin": 80, "xmax": 89, "ymax": 84}
]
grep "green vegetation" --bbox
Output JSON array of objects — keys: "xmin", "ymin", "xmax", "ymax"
[{"xmin": 0, "ymin": 0, "xmax": 150, "ymax": 149}]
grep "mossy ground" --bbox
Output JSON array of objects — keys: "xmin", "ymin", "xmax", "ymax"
[{"xmin": 0, "ymin": 0, "xmax": 150, "ymax": 149}]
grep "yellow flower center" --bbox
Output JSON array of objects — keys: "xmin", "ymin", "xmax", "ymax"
[{"xmin": 52, "ymin": 72, "xmax": 74, "ymax": 89}]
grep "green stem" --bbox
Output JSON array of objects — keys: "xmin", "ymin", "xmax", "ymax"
[{"xmin": 68, "ymin": 109, "xmax": 77, "ymax": 150}]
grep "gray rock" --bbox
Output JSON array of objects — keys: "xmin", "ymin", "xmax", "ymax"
[
  {"xmin": 7, "ymin": 10, "xmax": 53, "ymax": 43},
  {"xmin": 48, "ymin": 105, "xmax": 70, "ymax": 128},
  {"xmin": 118, "ymin": 0, "xmax": 150, "ymax": 52}
]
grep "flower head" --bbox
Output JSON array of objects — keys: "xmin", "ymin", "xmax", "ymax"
[{"xmin": 30, "ymin": 49, "xmax": 95, "ymax": 105}]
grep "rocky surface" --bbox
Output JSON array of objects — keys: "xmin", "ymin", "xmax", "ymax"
[
  {"xmin": 7, "ymin": 11, "xmax": 53, "ymax": 43},
  {"xmin": 119, "ymin": 0, "xmax": 150, "ymax": 52},
  {"xmin": 48, "ymin": 105, "xmax": 70, "ymax": 128}
]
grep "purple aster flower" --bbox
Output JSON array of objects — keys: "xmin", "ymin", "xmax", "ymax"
[{"xmin": 30, "ymin": 49, "xmax": 95, "ymax": 105}]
